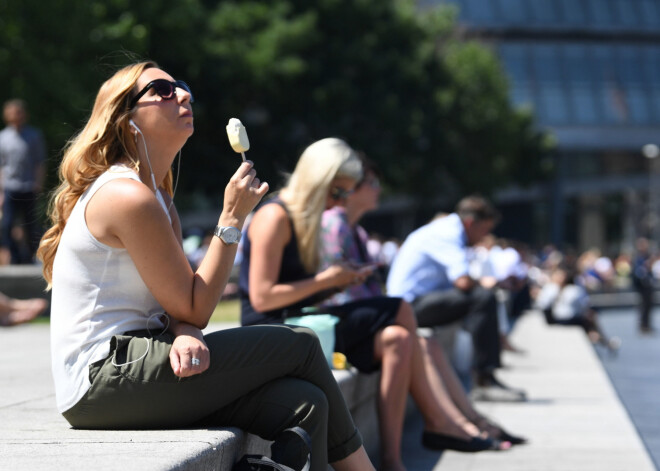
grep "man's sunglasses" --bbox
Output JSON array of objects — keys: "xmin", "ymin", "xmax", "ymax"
[
  {"xmin": 129, "ymin": 79, "xmax": 194, "ymax": 109},
  {"xmin": 330, "ymin": 186, "xmax": 354, "ymax": 200}
]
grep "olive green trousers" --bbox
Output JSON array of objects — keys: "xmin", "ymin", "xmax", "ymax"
[{"xmin": 63, "ymin": 324, "xmax": 362, "ymax": 470}]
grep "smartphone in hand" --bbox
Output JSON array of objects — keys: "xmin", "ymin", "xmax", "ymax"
[{"xmin": 357, "ymin": 262, "xmax": 381, "ymax": 275}]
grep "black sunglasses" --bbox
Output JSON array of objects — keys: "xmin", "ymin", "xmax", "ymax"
[
  {"xmin": 129, "ymin": 79, "xmax": 194, "ymax": 108},
  {"xmin": 330, "ymin": 186, "xmax": 353, "ymax": 200}
]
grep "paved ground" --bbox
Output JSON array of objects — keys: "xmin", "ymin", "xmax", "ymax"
[
  {"xmin": 401, "ymin": 310, "xmax": 656, "ymax": 471},
  {"xmin": 0, "ymin": 323, "xmax": 251, "ymax": 471},
  {"xmin": 1, "ymin": 310, "xmax": 656, "ymax": 470}
]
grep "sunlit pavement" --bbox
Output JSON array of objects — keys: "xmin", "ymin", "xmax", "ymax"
[{"xmin": 400, "ymin": 310, "xmax": 656, "ymax": 471}]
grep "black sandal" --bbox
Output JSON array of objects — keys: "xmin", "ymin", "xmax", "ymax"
[{"xmin": 421, "ymin": 431, "xmax": 511, "ymax": 452}]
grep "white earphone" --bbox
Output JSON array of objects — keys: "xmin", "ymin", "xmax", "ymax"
[
  {"xmin": 128, "ymin": 119, "xmax": 158, "ymax": 191},
  {"xmin": 127, "ymin": 118, "xmax": 181, "ymax": 210}
]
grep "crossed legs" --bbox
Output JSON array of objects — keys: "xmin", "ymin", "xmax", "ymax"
[
  {"xmin": 372, "ymin": 301, "xmax": 497, "ymax": 470},
  {"xmin": 63, "ymin": 325, "xmax": 374, "ymax": 471}
]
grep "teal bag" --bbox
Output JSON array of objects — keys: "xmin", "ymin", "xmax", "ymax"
[{"xmin": 285, "ymin": 314, "xmax": 340, "ymax": 368}]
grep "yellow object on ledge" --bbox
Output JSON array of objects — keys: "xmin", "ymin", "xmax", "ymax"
[{"xmin": 332, "ymin": 352, "xmax": 348, "ymax": 370}]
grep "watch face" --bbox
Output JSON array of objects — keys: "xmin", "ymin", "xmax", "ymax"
[{"xmin": 222, "ymin": 227, "xmax": 241, "ymax": 244}]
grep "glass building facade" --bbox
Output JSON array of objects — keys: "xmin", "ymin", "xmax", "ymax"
[{"xmin": 425, "ymin": 0, "xmax": 660, "ymax": 255}]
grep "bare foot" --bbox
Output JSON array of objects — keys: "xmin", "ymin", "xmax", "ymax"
[{"xmin": 0, "ymin": 298, "xmax": 48, "ymax": 326}]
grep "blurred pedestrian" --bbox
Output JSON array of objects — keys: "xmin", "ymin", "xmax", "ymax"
[
  {"xmin": 0, "ymin": 99, "xmax": 46, "ymax": 264},
  {"xmin": 632, "ymin": 237, "xmax": 655, "ymax": 334}
]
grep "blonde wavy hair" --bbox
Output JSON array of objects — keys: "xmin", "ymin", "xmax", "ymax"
[
  {"xmin": 280, "ymin": 138, "xmax": 362, "ymax": 273},
  {"xmin": 38, "ymin": 61, "xmax": 174, "ymax": 286}
]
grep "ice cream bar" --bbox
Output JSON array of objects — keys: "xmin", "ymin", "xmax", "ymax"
[{"xmin": 226, "ymin": 118, "xmax": 250, "ymax": 160}]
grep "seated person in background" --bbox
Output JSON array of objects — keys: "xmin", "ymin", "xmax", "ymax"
[
  {"xmin": 386, "ymin": 196, "xmax": 526, "ymax": 402},
  {"xmin": 471, "ymin": 236, "xmax": 531, "ymax": 351},
  {"xmin": 320, "ymin": 156, "xmax": 526, "ymax": 445},
  {"xmin": 535, "ymin": 266, "xmax": 621, "ymax": 353},
  {"xmin": 0, "ymin": 292, "xmax": 48, "ymax": 326},
  {"xmin": 241, "ymin": 139, "xmax": 509, "ymax": 471}
]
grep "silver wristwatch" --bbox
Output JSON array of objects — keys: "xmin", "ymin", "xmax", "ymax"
[{"xmin": 213, "ymin": 225, "xmax": 241, "ymax": 245}]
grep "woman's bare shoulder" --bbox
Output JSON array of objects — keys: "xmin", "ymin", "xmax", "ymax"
[{"xmin": 249, "ymin": 200, "xmax": 292, "ymax": 242}]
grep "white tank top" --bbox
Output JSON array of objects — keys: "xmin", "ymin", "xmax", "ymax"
[{"xmin": 50, "ymin": 165, "xmax": 170, "ymax": 413}]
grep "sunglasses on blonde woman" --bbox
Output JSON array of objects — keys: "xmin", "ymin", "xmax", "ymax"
[
  {"xmin": 129, "ymin": 79, "xmax": 194, "ymax": 108},
  {"xmin": 330, "ymin": 186, "xmax": 354, "ymax": 200}
]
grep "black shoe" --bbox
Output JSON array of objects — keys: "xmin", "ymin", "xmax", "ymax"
[
  {"xmin": 473, "ymin": 372, "xmax": 527, "ymax": 402},
  {"xmin": 470, "ymin": 385, "xmax": 527, "ymax": 402},
  {"xmin": 421, "ymin": 431, "xmax": 508, "ymax": 452},
  {"xmin": 497, "ymin": 429, "xmax": 528, "ymax": 446},
  {"xmin": 487, "ymin": 374, "xmax": 525, "ymax": 392}
]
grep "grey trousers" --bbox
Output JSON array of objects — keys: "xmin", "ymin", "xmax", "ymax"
[
  {"xmin": 63, "ymin": 324, "xmax": 362, "ymax": 470},
  {"xmin": 412, "ymin": 285, "xmax": 501, "ymax": 373}
]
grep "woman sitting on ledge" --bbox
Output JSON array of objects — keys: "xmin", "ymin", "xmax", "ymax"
[{"xmin": 37, "ymin": 60, "xmax": 374, "ymax": 471}]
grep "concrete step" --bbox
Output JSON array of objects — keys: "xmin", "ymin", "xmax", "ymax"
[
  {"xmin": 2, "ymin": 311, "xmax": 654, "ymax": 470},
  {"xmin": 0, "ymin": 264, "xmax": 50, "ymax": 305},
  {"xmin": 0, "ymin": 323, "xmax": 381, "ymax": 471}
]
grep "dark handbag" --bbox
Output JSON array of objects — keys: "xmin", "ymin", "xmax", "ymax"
[
  {"xmin": 233, "ymin": 455, "xmax": 295, "ymax": 471},
  {"xmin": 233, "ymin": 427, "xmax": 311, "ymax": 471}
]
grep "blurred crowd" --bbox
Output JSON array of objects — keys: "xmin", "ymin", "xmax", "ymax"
[{"xmin": 183, "ymin": 213, "xmax": 657, "ymax": 345}]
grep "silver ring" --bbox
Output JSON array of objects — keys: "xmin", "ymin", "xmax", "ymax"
[{"xmin": 191, "ymin": 358, "xmax": 200, "ymax": 366}]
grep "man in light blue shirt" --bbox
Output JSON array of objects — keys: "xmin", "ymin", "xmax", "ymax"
[{"xmin": 387, "ymin": 196, "xmax": 525, "ymax": 401}]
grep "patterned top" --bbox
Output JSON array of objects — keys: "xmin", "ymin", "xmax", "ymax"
[{"xmin": 319, "ymin": 206, "xmax": 383, "ymax": 305}]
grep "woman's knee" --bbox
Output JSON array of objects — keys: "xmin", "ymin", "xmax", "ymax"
[
  {"xmin": 288, "ymin": 380, "xmax": 329, "ymax": 442},
  {"xmin": 380, "ymin": 325, "xmax": 413, "ymax": 358},
  {"xmin": 255, "ymin": 378, "xmax": 329, "ymax": 443},
  {"xmin": 288, "ymin": 325, "xmax": 324, "ymax": 354},
  {"xmin": 287, "ymin": 379, "xmax": 329, "ymax": 419}
]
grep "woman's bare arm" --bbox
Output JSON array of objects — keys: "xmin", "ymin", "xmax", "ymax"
[
  {"xmin": 86, "ymin": 161, "xmax": 268, "ymax": 328},
  {"xmin": 247, "ymin": 203, "xmax": 362, "ymax": 312}
]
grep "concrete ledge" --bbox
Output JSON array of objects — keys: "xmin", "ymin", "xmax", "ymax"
[
  {"xmin": 5, "ymin": 312, "xmax": 656, "ymax": 470},
  {"xmin": 0, "ymin": 264, "xmax": 50, "ymax": 302},
  {"xmin": 0, "ymin": 323, "xmax": 381, "ymax": 471},
  {"xmin": 333, "ymin": 368, "xmax": 381, "ymax": 459}
]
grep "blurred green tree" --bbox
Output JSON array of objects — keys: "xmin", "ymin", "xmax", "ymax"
[{"xmin": 0, "ymin": 0, "xmax": 552, "ymax": 216}]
